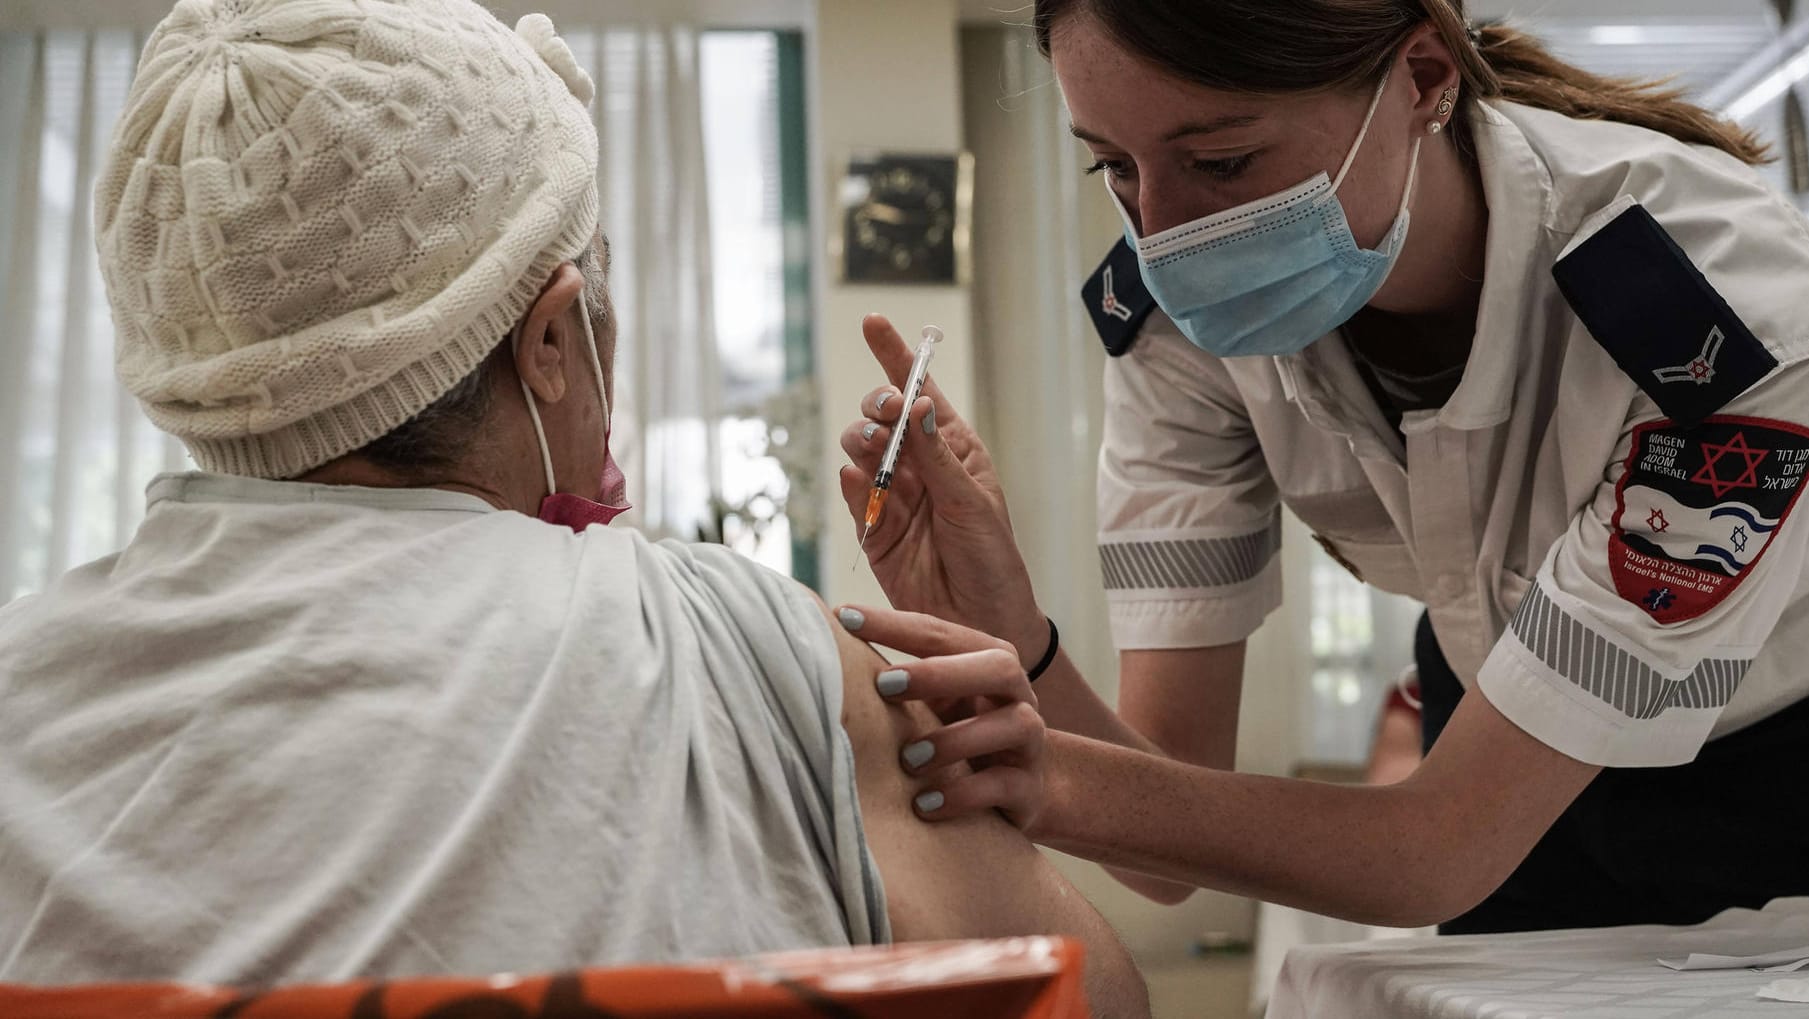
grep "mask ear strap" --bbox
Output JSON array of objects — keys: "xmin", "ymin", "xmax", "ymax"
[
  {"xmin": 578, "ymin": 299, "xmax": 610, "ymax": 432},
  {"xmin": 1396, "ymin": 137, "xmax": 1423, "ymax": 221},
  {"xmin": 512, "ymin": 323, "xmax": 559, "ymax": 498},
  {"xmin": 1329, "ymin": 69, "xmax": 1394, "ymax": 195}
]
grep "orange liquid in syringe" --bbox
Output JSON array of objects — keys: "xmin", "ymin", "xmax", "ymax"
[{"xmin": 863, "ymin": 487, "xmax": 890, "ymax": 530}]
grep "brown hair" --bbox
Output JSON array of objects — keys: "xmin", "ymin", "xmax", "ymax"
[{"xmin": 1033, "ymin": 0, "xmax": 1771, "ymax": 166}]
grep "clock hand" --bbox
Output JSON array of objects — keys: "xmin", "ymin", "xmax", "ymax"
[{"xmin": 864, "ymin": 202, "xmax": 922, "ymax": 226}]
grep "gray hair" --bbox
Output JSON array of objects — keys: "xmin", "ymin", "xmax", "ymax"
[{"xmin": 356, "ymin": 246, "xmax": 606, "ymax": 477}]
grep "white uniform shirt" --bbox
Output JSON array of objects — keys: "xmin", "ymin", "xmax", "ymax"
[
  {"xmin": 1098, "ymin": 101, "xmax": 1809, "ymax": 768},
  {"xmin": 0, "ymin": 473, "xmax": 887, "ymax": 984}
]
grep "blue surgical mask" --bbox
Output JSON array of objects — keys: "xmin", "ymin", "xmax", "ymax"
[{"xmin": 1111, "ymin": 72, "xmax": 1422, "ymax": 358}]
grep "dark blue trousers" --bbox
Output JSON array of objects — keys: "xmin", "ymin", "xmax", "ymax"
[{"xmin": 1416, "ymin": 611, "xmax": 1809, "ymax": 934}]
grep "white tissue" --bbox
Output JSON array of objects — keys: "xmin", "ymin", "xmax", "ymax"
[
  {"xmin": 1758, "ymin": 977, "xmax": 1809, "ymax": 1003},
  {"xmin": 1659, "ymin": 944, "xmax": 1809, "ymax": 971}
]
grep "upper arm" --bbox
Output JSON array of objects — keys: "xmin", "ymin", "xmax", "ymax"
[
  {"xmin": 1117, "ymin": 644, "xmax": 1245, "ymax": 769},
  {"xmin": 1400, "ymin": 184, "xmax": 1809, "ymax": 914},
  {"xmin": 1484, "ymin": 171, "xmax": 1809, "ymax": 769},
  {"xmin": 1477, "ymin": 363, "xmax": 1809, "ymax": 769},
  {"xmin": 812, "ymin": 600, "xmax": 1149, "ymax": 1019}
]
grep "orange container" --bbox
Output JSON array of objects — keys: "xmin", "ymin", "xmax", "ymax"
[{"xmin": 0, "ymin": 936, "xmax": 1088, "ymax": 1019}]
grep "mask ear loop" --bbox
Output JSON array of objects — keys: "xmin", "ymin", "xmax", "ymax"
[
  {"xmin": 1395, "ymin": 137, "xmax": 1423, "ymax": 224},
  {"xmin": 1322, "ymin": 70, "xmax": 1395, "ymax": 201},
  {"xmin": 512, "ymin": 288, "xmax": 612, "ymax": 504},
  {"xmin": 577, "ymin": 297, "xmax": 610, "ymax": 435},
  {"xmin": 512, "ymin": 323, "xmax": 559, "ymax": 499}
]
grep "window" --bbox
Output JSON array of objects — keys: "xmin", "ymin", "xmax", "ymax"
[
  {"xmin": 1301, "ymin": 551, "xmax": 1418, "ymax": 766},
  {"xmin": 699, "ymin": 31, "xmax": 816, "ymax": 586},
  {"xmin": 0, "ymin": 29, "xmax": 163, "ymax": 602}
]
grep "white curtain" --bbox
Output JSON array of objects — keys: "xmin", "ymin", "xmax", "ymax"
[
  {"xmin": 965, "ymin": 29, "xmax": 1120, "ymax": 694},
  {"xmin": 0, "ymin": 30, "xmax": 170, "ymax": 604},
  {"xmin": 0, "ymin": 23, "xmax": 721, "ymax": 602},
  {"xmin": 569, "ymin": 26, "xmax": 723, "ymax": 543}
]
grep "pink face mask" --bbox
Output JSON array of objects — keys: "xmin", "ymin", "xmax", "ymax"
[
  {"xmin": 535, "ymin": 445, "xmax": 630, "ymax": 530},
  {"xmin": 515, "ymin": 302, "xmax": 632, "ymax": 532}
]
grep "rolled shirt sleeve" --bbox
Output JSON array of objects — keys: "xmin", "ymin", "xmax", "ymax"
[
  {"xmin": 1479, "ymin": 364, "xmax": 1809, "ymax": 767},
  {"xmin": 1098, "ymin": 312, "xmax": 1283, "ymax": 650}
]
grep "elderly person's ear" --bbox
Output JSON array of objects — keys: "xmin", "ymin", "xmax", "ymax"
[{"xmin": 514, "ymin": 263, "xmax": 589, "ymax": 405}]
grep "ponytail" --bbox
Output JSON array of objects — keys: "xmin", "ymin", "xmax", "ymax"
[{"xmin": 1420, "ymin": 2, "xmax": 1772, "ymax": 165}]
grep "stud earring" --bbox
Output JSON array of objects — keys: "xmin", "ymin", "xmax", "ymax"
[
  {"xmin": 1435, "ymin": 86, "xmax": 1458, "ymax": 117},
  {"xmin": 1427, "ymin": 120, "xmax": 1444, "ymax": 135}
]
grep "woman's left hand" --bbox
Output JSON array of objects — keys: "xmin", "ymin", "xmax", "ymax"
[{"xmin": 837, "ymin": 603, "xmax": 1047, "ymax": 830}]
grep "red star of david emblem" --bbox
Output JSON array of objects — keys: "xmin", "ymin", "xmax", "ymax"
[
  {"xmin": 1646, "ymin": 508, "xmax": 1670, "ymax": 533},
  {"xmin": 1103, "ymin": 293, "xmax": 1119, "ymax": 313},
  {"xmin": 1691, "ymin": 432, "xmax": 1770, "ymax": 499},
  {"xmin": 1689, "ymin": 359, "xmax": 1713, "ymax": 381}
]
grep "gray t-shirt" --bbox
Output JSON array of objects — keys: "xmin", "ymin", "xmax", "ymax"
[{"xmin": 0, "ymin": 473, "xmax": 887, "ymax": 985}]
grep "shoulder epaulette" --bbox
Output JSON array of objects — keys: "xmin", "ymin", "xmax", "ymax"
[
  {"xmin": 1552, "ymin": 202, "xmax": 1776, "ymax": 427},
  {"xmin": 1081, "ymin": 238, "xmax": 1156, "ymax": 357}
]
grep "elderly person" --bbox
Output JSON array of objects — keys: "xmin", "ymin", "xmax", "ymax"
[{"xmin": 0, "ymin": 2, "xmax": 1145, "ymax": 1015}]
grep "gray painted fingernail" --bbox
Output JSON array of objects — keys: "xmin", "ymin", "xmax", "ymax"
[
  {"xmin": 876, "ymin": 669, "xmax": 909, "ymax": 696},
  {"xmin": 875, "ymin": 392, "xmax": 892, "ymax": 413},
  {"xmin": 915, "ymin": 790, "xmax": 945, "ymax": 814},
  {"xmin": 922, "ymin": 406, "xmax": 937, "ymax": 435},
  {"xmin": 902, "ymin": 740, "xmax": 936, "ymax": 769},
  {"xmin": 861, "ymin": 422, "xmax": 879, "ymax": 442},
  {"xmin": 837, "ymin": 607, "xmax": 865, "ymax": 631}
]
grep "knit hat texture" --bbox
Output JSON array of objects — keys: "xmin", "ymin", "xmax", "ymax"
[{"xmin": 96, "ymin": 0, "xmax": 600, "ymax": 479}]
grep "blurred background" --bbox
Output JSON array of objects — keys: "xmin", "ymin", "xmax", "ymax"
[{"xmin": 2, "ymin": 0, "xmax": 1806, "ymax": 1014}]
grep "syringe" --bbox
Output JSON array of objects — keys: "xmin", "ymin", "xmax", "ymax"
[{"xmin": 860, "ymin": 325, "xmax": 944, "ymax": 556}]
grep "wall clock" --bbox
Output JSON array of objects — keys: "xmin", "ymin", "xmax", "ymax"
[{"xmin": 837, "ymin": 151, "xmax": 972, "ymax": 285}]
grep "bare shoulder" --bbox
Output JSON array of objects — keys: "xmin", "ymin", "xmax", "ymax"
[
  {"xmin": 800, "ymin": 594, "xmax": 964, "ymax": 819},
  {"xmin": 800, "ymin": 595, "xmax": 1149, "ymax": 1019}
]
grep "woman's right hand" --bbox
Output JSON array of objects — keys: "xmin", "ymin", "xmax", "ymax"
[{"xmin": 839, "ymin": 314, "xmax": 1048, "ymax": 665}]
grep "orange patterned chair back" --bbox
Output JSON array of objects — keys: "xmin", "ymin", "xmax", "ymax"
[{"xmin": 0, "ymin": 937, "xmax": 1088, "ymax": 1019}]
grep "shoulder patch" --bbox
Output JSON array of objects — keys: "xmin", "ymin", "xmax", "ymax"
[
  {"xmin": 1609, "ymin": 416, "xmax": 1809, "ymax": 623},
  {"xmin": 1552, "ymin": 203, "xmax": 1777, "ymax": 428},
  {"xmin": 1081, "ymin": 238, "xmax": 1156, "ymax": 357}
]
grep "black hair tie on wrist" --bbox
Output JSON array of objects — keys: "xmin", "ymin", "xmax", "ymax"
[{"xmin": 1026, "ymin": 617, "xmax": 1060, "ymax": 683}]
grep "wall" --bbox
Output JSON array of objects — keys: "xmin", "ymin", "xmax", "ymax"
[
  {"xmin": 805, "ymin": 2, "xmax": 1314, "ymax": 968},
  {"xmin": 804, "ymin": 6, "xmax": 1311, "ymax": 961},
  {"xmin": 806, "ymin": 0, "xmax": 976, "ymax": 608},
  {"xmin": 958, "ymin": 23, "xmax": 1328, "ymax": 965}
]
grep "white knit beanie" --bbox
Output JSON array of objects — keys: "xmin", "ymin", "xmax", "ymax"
[{"xmin": 96, "ymin": 0, "xmax": 600, "ymax": 479}]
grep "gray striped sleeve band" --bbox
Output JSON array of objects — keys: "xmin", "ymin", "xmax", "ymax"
[
  {"xmin": 1100, "ymin": 517, "xmax": 1280, "ymax": 592},
  {"xmin": 1509, "ymin": 582, "xmax": 1750, "ymax": 720}
]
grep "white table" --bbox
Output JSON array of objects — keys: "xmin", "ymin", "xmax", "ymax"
[
  {"xmin": 1248, "ymin": 902, "xmax": 1430, "ymax": 1015},
  {"xmin": 1266, "ymin": 898, "xmax": 1809, "ymax": 1018}
]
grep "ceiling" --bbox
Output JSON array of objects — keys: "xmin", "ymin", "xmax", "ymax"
[
  {"xmin": 957, "ymin": 0, "xmax": 1783, "ymax": 101},
  {"xmin": 958, "ymin": 0, "xmax": 1776, "ymax": 20},
  {"xmin": 1479, "ymin": 2, "xmax": 1779, "ymax": 97}
]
